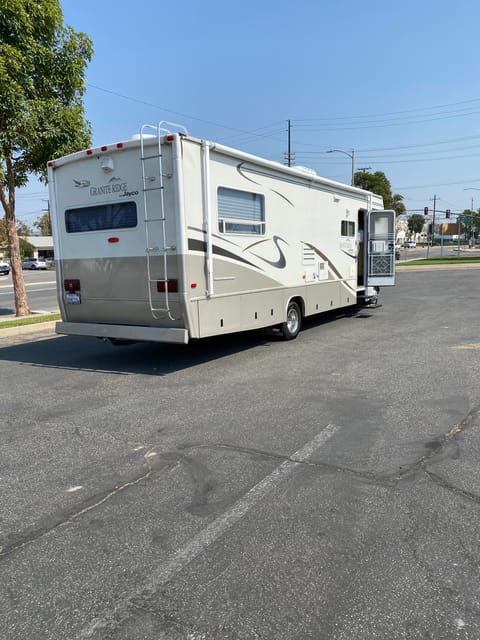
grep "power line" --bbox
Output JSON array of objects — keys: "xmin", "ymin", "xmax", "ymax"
[
  {"xmin": 88, "ymin": 83, "xmax": 286, "ymax": 143},
  {"xmin": 292, "ymin": 97, "xmax": 480, "ymax": 122}
]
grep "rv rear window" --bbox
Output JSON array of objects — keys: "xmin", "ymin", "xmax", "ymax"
[
  {"xmin": 217, "ymin": 187, "xmax": 265, "ymax": 235},
  {"xmin": 65, "ymin": 202, "xmax": 137, "ymax": 233},
  {"xmin": 341, "ymin": 220, "xmax": 355, "ymax": 237}
]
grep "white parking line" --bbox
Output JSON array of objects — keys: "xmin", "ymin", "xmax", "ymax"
[
  {"xmin": 0, "ymin": 280, "xmax": 56, "ymax": 290},
  {"xmin": 80, "ymin": 423, "xmax": 341, "ymax": 638},
  {"xmin": 0, "ymin": 287, "xmax": 57, "ymax": 297}
]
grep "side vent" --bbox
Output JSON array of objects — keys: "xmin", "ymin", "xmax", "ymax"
[{"xmin": 303, "ymin": 246, "xmax": 315, "ymax": 264}]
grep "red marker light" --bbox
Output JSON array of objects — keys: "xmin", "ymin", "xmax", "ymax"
[
  {"xmin": 47, "ymin": 161, "xmax": 54, "ymax": 167},
  {"xmin": 191, "ymin": 283, "xmax": 197, "ymax": 288},
  {"xmin": 116, "ymin": 142, "xmax": 123, "ymax": 148},
  {"xmin": 101, "ymin": 145, "xmax": 108, "ymax": 151},
  {"xmin": 86, "ymin": 149, "xmax": 93, "ymax": 155},
  {"xmin": 108, "ymin": 237, "xmax": 119, "ymax": 243},
  {"xmin": 166, "ymin": 134, "xmax": 175, "ymax": 142}
]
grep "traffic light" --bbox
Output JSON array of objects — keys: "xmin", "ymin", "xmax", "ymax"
[
  {"xmin": 424, "ymin": 207, "xmax": 429, "ymax": 215},
  {"xmin": 446, "ymin": 209, "xmax": 451, "ymax": 218}
]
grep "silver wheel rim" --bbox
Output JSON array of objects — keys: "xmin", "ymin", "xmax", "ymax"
[{"xmin": 287, "ymin": 307, "xmax": 299, "ymax": 334}]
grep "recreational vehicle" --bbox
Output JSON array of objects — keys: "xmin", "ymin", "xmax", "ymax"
[{"xmin": 47, "ymin": 122, "xmax": 395, "ymax": 345}]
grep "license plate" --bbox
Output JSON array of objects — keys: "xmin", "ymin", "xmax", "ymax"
[{"xmin": 65, "ymin": 292, "xmax": 81, "ymax": 304}]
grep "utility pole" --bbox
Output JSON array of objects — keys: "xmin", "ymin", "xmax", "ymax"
[{"xmin": 284, "ymin": 119, "xmax": 295, "ymax": 167}]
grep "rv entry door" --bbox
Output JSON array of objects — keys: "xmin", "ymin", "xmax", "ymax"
[{"xmin": 366, "ymin": 210, "xmax": 395, "ymax": 287}]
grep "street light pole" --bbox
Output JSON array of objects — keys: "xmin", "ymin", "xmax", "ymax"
[
  {"xmin": 327, "ymin": 148, "xmax": 355, "ymax": 186},
  {"xmin": 426, "ymin": 194, "xmax": 437, "ymax": 258}
]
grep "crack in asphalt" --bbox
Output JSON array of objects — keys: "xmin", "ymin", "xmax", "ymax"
[
  {"xmin": 181, "ymin": 407, "xmax": 480, "ymax": 498},
  {"xmin": 0, "ymin": 447, "xmax": 177, "ymax": 561},
  {"xmin": 1, "ymin": 408, "xmax": 478, "ymax": 563}
]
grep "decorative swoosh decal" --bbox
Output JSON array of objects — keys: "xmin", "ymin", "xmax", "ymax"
[
  {"xmin": 188, "ymin": 238, "xmax": 262, "ymax": 270},
  {"xmin": 244, "ymin": 235, "xmax": 287, "ymax": 269},
  {"xmin": 302, "ymin": 242, "xmax": 342, "ymax": 280},
  {"xmin": 236, "ymin": 162, "xmax": 261, "ymax": 185},
  {"xmin": 188, "ymin": 226, "xmax": 240, "ymax": 247},
  {"xmin": 236, "ymin": 165, "xmax": 295, "ymax": 206},
  {"xmin": 270, "ymin": 189, "xmax": 294, "ymax": 207},
  {"xmin": 342, "ymin": 250, "xmax": 357, "ymax": 259},
  {"xmin": 303, "ymin": 242, "xmax": 357, "ymax": 294}
]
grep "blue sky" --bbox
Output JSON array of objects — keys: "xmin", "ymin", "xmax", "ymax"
[{"xmin": 17, "ymin": 0, "xmax": 480, "ymax": 225}]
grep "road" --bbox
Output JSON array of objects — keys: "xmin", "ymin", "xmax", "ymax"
[
  {"xmin": 396, "ymin": 243, "xmax": 471, "ymax": 261},
  {"xmin": 1, "ymin": 269, "xmax": 480, "ymax": 639},
  {"xmin": 0, "ymin": 269, "xmax": 58, "ymax": 317}
]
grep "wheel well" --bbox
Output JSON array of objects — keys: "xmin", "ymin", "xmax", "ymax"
[{"xmin": 288, "ymin": 296, "xmax": 305, "ymax": 317}]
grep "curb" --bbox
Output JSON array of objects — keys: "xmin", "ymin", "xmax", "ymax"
[
  {"xmin": 396, "ymin": 263, "xmax": 480, "ymax": 271},
  {"xmin": 0, "ymin": 320, "xmax": 57, "ymax": 343}
]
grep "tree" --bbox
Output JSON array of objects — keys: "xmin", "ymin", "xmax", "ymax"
[
  {"xmin": 0, "ymin": 0, "xmax": 93, "ymax": 315},
  {"xmin": 0, "ymin": 218, "xmax": 31, "ymax": 246},
  {"xmin": 460, "ymin": 208, "xmax": 480, "ymax": 245},
  {"xmin": 34, "ymin": 211, "xmax": 52, "ymax": 236},
  {"xmin": 407, "ymin": 214, "xmax": 425, "ymax": 239},
  {"xmin": 354, "ymin": 170, "xmax": 406, "ymax": 216}
]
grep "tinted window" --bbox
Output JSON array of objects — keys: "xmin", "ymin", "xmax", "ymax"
[
  {"xmin": 65, "ymin": 202, "xmax": 137, "ymax": 233},
  {"xmin": 341, "ymin": 220, "xmax": 355, "ymax": 237}
]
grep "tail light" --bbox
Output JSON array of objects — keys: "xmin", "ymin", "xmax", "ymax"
[
  {"xmin": 157, "ymin": 279, "xmax": 177, "ymax": 293},
  {"xmin": 64, "ymin": 279, "xmax": 81, "ymax": 292},
  {"xmin": 64, "ymin": 279, "xmax": 81, "ymax": 305}
]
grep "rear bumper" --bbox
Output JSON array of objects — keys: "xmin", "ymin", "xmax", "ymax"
[{"xmin": 56, "ymin": 321, "xmax": 189, "ymax": 344}]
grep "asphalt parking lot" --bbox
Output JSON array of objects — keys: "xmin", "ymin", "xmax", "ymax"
[{"xmin": 1, "ymin": 268, "xmax": 480, "ymax": 639}]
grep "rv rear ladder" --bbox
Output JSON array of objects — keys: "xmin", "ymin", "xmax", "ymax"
[
  {"xmin": 140, "ymin": 125, "xmax": 172, "ymax": 318},
  {"xmin": 139, "ymin": 121, "xmax": 188, "ymax": 319}
]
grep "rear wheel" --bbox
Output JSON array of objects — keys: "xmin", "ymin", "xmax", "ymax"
[{"xmin": 281, "ymin": 301, "xmax": 301, "ymax": 340}]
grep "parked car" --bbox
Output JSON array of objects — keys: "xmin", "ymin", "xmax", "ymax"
[
  {"xmin": 403, "ymin": 241, "xmax": 416, "ymax": 248},
  {"xmin": 0, "ymin": 258, "xmax": 10, "ymax": 276},
  {"xmin": 22, "ymin": 257, "xmax": 47, "ymax": 270}
]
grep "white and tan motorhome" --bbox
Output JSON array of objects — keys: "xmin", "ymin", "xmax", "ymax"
[{"xmin": 47, "ymin": 122, "xmax": 395, "ymax": 345}]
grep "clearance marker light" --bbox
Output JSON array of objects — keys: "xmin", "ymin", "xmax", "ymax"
[
  {"xmin": 108, "ymin": 237, "xmax": 119, "ymax": 243},
  {"xmin": 166, "ymin": 134, "xmax": 175, "ymax": 142},
  {"xmin": 86, "ymin": 149, "xmax": 93, "ymax": 155},
  {"xmin": 116, "ymin": 142, "xmax": 123, "ymax": 148},
  {"xmin": 101, "ymin": 146, "xmax": 108, "ymax": 151},
  {"xmin": 191, "ymin": 283, "xmax": 197, "ymax": 288}
]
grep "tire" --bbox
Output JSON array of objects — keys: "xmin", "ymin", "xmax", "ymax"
[{"xmin": 281, "ymin": 301, "xmax": 302, "ymax": 340}]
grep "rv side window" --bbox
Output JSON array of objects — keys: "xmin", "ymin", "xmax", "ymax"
[
  {"xmin": 217, "ymin": 187, "xmax": 265, "ymax": 235},
  {"xmin": 341, "ymin": 220, "xmax": 355, "ymax": 237},
  {"xmin": 65, "ymin": 202, "xmax": 137, "ymax": 233}
]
